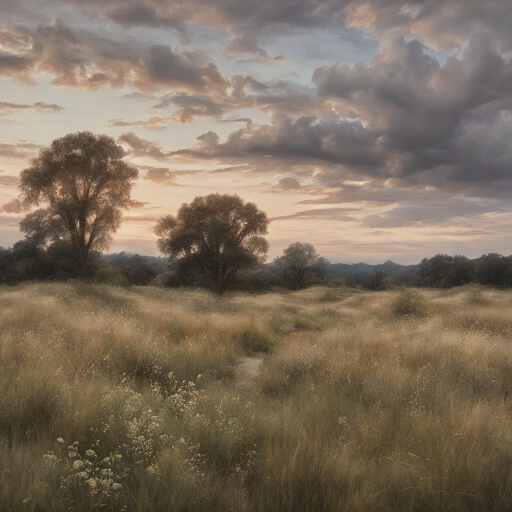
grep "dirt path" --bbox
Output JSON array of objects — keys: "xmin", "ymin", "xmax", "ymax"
[{"xmin": 234, "ymin": 354, "xmax": 265, "ymax": 387}]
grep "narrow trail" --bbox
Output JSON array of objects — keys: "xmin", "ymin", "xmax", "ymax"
[{"xmin": 234, "ymin": 354, "xmax": 265, "ymax": 388}]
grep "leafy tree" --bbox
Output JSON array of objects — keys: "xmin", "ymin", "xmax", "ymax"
[
  {"xmin": 474, "ymin": 253, "xmax": 512, "ymax": 287},
  {"xmin": 274, "ymin": 242, "xmax": 319, "ymax": 290},
  {"xmin": 19, "ymin": 132, "xmax": 138, "ymax": 277},
  {"xmin": 19, "ymin": 208, "xmax": 67, "ymax": 247},
  {"xmin": 366, "ymin": 271, "xmax": 394, "ymax": 290},
  {"xmin": 154, "ymin": 193, "xmax": 269, "ymax": 294}
]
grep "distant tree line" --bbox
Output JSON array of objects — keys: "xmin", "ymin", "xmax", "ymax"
[{"xmin": 3, "ymin": 131, "xmax": 512, "ymax": 292}]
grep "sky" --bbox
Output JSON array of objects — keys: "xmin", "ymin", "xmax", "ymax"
[{"xmin": 1, "ymin": 0, "xmax": 512, "ymax": 264}]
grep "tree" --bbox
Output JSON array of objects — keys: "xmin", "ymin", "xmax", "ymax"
[
  {"xmin": 366, "ymin": 271, "xmax": 394, "ymax": 291},
  {"xmin": 474, "ymin": 253, "xmax": 512, "ymax": 287},
  {"xmin": 274, "ymin": 242, "xmax": 319, "ymax": 290},
  {"xmin": 417, "ymin": 254, "xmax": 475, "ymax": 288},
  {"xmin": 19, "ymin": 132, "xmax": 138, "ymax": 277},
  {"xmin": 154, "ymin": 193, "xmax": 269, "ymax": 294}
]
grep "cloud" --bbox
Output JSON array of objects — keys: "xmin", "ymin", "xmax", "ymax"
[
  {"xmin": 267, "ymin": 177, "xmax": 304, "ymax": 192},
  {"xmin": 0, "ymin": 171, "xmax": 20, "ymax": 187},
  {"xmin": 311, "ymin": 33, "xmax": 512, "ymax": 197},
  {"xmin": 106, "ymin": 117, "xmax": 171, "ymax": 129},
  {"xmin": 141, "ymin": 166, "xmax": 202, "ymax": 185},
  {"xmin": 272, "ymin": 207, "xmax": 359, "ymax": 221},
  {"xmin": 122, "ymin": 215, "xmax": 161, "ymax": 223},
  {"xmin": 0, "ymin": 101, "xmax": 64, "ymax": 116},
  {"xmin": 224, "ymin": 35, "xmax": 286, "ymax": 63},
  {"xmin": 127, "ymin": 199, "xmax": 150, "ymax": 209},
  {"xmin": 144, "ymin": 168, "xmax": 179, "ymax": 186},
  {"xmin": 0, "ymin": 198, "xmax": 23, "ymax": 213},
  {"xmin": 209, "ymin": 165, "xmax": 247, "ymax": 173},
  {"xmin": 171, "ymin": 114, "xmax": 384, "ymax": 169},
  {"xmin": 0, "ymin": 20, "xmax": 227, "ymax": 93},
  {"xmin": 0, "ymin": 139, "xmax": 43, "ymax": 160},
  {"xmin": 153, "ymin": 92, "xmax": 228, "ymax": 122},
  {"xmin": 361, "ymin": 200, "xmax": 490, "ymax": 229},
  {"xmin": 54, "ymin": 0, "xmax": 350, "ymax": 39},
  {"xmin": 150, "ymin": 77, "xmax": 325, "ymax": 123},
  {"xmin": 105, "ymin": 4, "xmax": 188, "ymax": 36},
  {"xmin": 344, "ymin": 0, "xmax": 512, "ymax": 53},
  {"xmin": 141, "ymin": 44, "xmax": 227, "ymax": 93},
  {"xmin": 117, "ymin": 132, "xmax": 169, "ymax": 159}
]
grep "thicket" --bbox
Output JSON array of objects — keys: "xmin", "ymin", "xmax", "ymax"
[{"xmin": 4, "ymin": 244, "xmax": 512, "ymax": 291}]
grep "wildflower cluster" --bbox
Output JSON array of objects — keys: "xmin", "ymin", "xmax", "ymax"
[
  {"xmin": 167, "ymin": 384, "xmax": 257, "ymax": 479},
  {"xmin": 99, "ymin": 385, "xmax": 170, "ymax": 467},
  {"xmin": 44, "ymin": 439, "xmax": 126, "ymax": 511}
]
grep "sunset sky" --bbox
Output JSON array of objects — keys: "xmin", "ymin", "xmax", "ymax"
[{"xmin": 1, "ymin": 0, "xmax": 512, "ymax": 264}]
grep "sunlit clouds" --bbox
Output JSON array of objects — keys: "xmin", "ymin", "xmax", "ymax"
[{"xmin": 2, "ymin": 0, "xmax": 512, "ymax": 262}]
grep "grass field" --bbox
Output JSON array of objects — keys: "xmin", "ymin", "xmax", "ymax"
[{"xmin": 2, "ymin": 282, "xmax": 512, "ymax": 511}]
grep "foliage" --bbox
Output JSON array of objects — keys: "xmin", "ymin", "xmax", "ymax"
[
  {"xmin": 365, "ymin": 270, "xmax": 394, "ymax": 290},
  {"xmin": 474, "ymin": 253, "xmax": 512, "ymax": 287},
  {"xmin": 273, "ymin": 242, "xmax": 320, "ymax": 290},
  {"xmin": 154, "ymin": 193, "xmax": 269, "ymax": 294},
  {"xmin": 417, "ymin": 254, "xmax": 474, "ymax": 288},
  {"xmin": 391, "ymin": 288, "xmax": 428, "ymax": 317},
  {"xmin": 18, "ymin": 132, "xmax": 138, "ymax": 277}
]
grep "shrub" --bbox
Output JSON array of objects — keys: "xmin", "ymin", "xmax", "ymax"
[{"xmin": 391, "ymin": 289, "xmax": 427, "ymax": 317}]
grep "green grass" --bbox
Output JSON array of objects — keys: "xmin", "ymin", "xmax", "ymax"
[{"xmin": 2, "ymin": 282, "xmax": 512, "ymax": 511}]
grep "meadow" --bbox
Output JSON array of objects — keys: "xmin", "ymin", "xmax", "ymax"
[{"xmin": 2, "ymin": 282, "xmax": 512, "ymax": 511}]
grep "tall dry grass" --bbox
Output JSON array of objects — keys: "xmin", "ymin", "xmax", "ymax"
[{"xmin": 2, "ymin": 282, "xmax": 512, "ymax": 510}]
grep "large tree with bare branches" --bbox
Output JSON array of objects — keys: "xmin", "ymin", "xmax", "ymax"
[{"xmin": 19, "ymin": 131, "xmax": 138, "ymax": 277}]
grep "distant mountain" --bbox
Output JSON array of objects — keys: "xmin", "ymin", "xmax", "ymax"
[{"xmin": 320, "ymin": 258, "xmax": 419, "ymax": 280}]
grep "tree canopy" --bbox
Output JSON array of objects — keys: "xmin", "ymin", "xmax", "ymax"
[
  {"xmin": 154, "ymin": 193, "xmax": 269, "ymax": 293},
  {"xmin": 274, "ymin": 242, "xmax": 319, "ymax": 290},
  {"xmin": 19, "ymin": 132, "xmax": 138, "ymax": 276}
]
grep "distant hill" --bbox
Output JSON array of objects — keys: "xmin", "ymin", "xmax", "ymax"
[{"xmin": 321, "ymin": 258, "xmax": 418, "ymax": 278}]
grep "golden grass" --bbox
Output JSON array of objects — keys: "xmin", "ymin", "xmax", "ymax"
[{"xmin": 2, "ymin": 282, "xmax": 512, "ymax": 511}]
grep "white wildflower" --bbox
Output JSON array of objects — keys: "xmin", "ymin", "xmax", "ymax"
[{"xmin": 86, "ymin": 478, "xmax": 97, "ymax": 488}]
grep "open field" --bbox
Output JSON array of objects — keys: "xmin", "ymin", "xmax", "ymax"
[{"xmin": 2, "ymin": 282, "xmax": 512, "ymax": 511}]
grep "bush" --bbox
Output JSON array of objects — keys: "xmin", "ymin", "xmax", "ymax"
[{"xmin": 391, "ymin": 289, "xmax": 427, "ymax": 317}]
